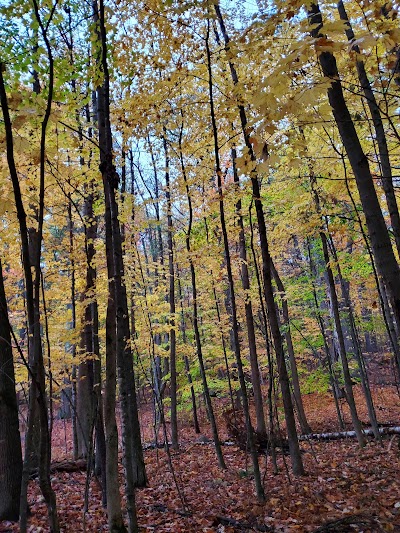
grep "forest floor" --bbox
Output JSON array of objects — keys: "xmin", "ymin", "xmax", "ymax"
[{"xmin": 1, "ymin": 384, "xmax": 400, "ymax": 532}]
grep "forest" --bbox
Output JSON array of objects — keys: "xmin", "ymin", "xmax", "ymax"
[{"xmin": 0, "ymin": 0, "xmax": 400, "ymax": 531}]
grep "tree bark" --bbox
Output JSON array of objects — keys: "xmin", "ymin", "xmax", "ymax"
[
  {"xmin": 306, "ymin": 241, "xmax": 345, "ymax": 430},
  {"xmin": 327, "ymin": 230, "xmax": 380, "ymax": 441},
  {"xmin": 320, "ymin": 231, "xmax": 365, "ymax": 446},
  {"xmin": 0, "ymin": 9, "xmax": 59, "ymax": 527},
  {"xmin": 342, "ymin": 159, "xmax": 400, "ymax": 381},
  {"xmin": 163, "ymin": 133, "xmax": 178, "ymax": 449},
  {"xmin": 176, "ymin": 265, "xmax": 201, "ymax": 433},
  {"xmin": 306, "ymin": 162, "xmax": 365, "ymax": 446},
  {"xmin": 67, "ymin": 199, "xmax": 79, "ymax": 460},
  {"xmin": 0, "ymin": 260, "xmax": 23, "ymax": 521},
  {"xmin": 104, "ymin": 275, "xmax": 125, "ymax": 532},
  {"xmin": 95, "ymin": 1, "xmax": 147, "ymax": 530}
]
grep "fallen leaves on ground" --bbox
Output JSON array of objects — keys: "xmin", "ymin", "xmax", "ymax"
[{"xmin": 1, "ymin": 385, "xmax": 399, "ymax": 532}]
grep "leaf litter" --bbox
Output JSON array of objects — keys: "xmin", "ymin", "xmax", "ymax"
[{"xmin": 1, "ymin": 384, "xmax": 399, "ymax": 532}]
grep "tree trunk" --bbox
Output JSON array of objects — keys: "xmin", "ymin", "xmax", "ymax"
[
  {"xmin": 307, "ymin": 164, "xmax": 365, "ymax": 445},
  {"xmin": 0, "ymin": 260, "xmax": 23, "ymax": 521},
  {"xmin": 306, "ymin": 241, "xmax": 345, "ymax": 430},
  {"xmin": 249, "ymin": 210, "xmax": 279, "ymax": 473},
  {"xmin": 67, "ymin": 200, "xmax": 79, "ymax": 460},
  {"xmin": 206, "ymin": 24, "xmax": 264, "ymax": 500},
  {"xmin": 147, "ymin": 134, "xmax": 164, "ymax": 274},
  {"xmin": 320, "ymin": 231, "xmax": 365, "ymax": 446},
  {"xmin": 76, "ymin": 324, "xmax": 94, "ymax": 458},
  {"xmin": 215, "ymin": 2, "xmax": 305, "ymax": 476},
  {"xmin": 327, "ymin": 230, "xmax": 380, "ymax": 441},
  {"xmin": 337, "ymin": 0, "xmax": 400, "ymax": 258},
  {"xmin": 232, "ymin": 147, "xmax": 267, "ymax": 436},
  {"xmin": 308, "ymin": 2, "xmax": 400, "ymax": 379},
  {"xmin": 163, "ymin": 133, "xmax": 178, "ymax": 449},
  {"xmin": 271, "ymin": 261, "xmax": 311, "ymax": 434},
  {"xmin": 203, "ymin": 218, "xmax": 236, "ymax": 416},
  {"xmin": 179, "ymin": 114, "xmax": 226, "ymax": 470},
  {"xmin": 96, "ymin": 1, "xmax": 147, "ymax": 530},
  {"xmin": 176, "ymin": 265, "xmax": 201, "ymax": 433},
  {"xmin": 343, "ymin": 160, "xmax": 400, "ymax": 381},
  {"xmin": 0, "ymin": 15, "xmax": 59, "ymax": 528},
  {"xmin": 104, "ymin": 277, "xmax": 126, "ymax": 532}
]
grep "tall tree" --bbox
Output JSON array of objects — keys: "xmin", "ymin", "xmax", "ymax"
[
  {"xmin": 337, "ymin": 0, "xmax": 400, "ymax": 258},
  {"xmin": 271, "ymin": 260, "xmax": 311, "ymax": 435},
  {"xmin": 206, "ymin": 20, "xmax": 264, "ymax": 501},
  {"xmin": 179, "ymin": 113, "xmax": 226, "ymax": 471},
  {"xmin": 215, "ymin": 2, "xmax": 305, "ymax": 476},
  {"xmin": 0, "ymin": 2, "xmax": 60, "ymax": 527},
  {"xmin": 231, "ymin": 146, "xmax": 267, "ymax": 436},
  {"xmin": 308, "ymin": 2, "xmax": 400, "ymax": 380},
  {"xmin": 94, "ymin": 0, "xmax": 146, "ymax": 530},
  {"xmin": 163, "ymin": 133, "xmax": 178, "ymax": 449}
]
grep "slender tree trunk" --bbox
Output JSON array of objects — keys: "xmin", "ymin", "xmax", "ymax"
[
  {"xmin": 31, "ymin": 11, "xmax": 59, "ymax": 523},
  {"xmin": 342, "ymin": 158, "xmax": 400, "ymax": 382},
  {"xmin": 231, "ymin": 148, "xmax": 267, "ymax": 436},
  {"xmin": 94, "ymin": 1, "xmax": 140, "ymax": 531},
  {"xmin": 81, "ymin": 179, "xmax": 107, "ymax": 498},
  {"xmin": 0, "ymin": 10, "xmax": 59, "ymax": 527},
  {"xmin": 327, "ymin": 230, "xmax": 380, "ymax": 440},
  {"xmin": 203, "ymin": 218, "xmax": 236, "ymax": 415},
  {"xmin": 163, "ymin": 133, "xmax": 178, "ymax": 449},
  {"xmin": 77, "ymin": 309, "xmax": 94, "ymax": 458},
  {"xmin": 93, "ymin": 300, "xmax": 107, "ymax": 505},
  {"xmin": 271, "ymin": 261, "xmax": 311, "ymax": 434},
  {"xmin": 179, "ymin": 114, "xmax": 226, "ymax": 470},
  {"xmin": 320, "ymin": 231, "xmax": 365, "ymax": 445},
  {"xmin": 176, "ymin": 265, "xmax": 201, "ymax": 433},
  {"xmin": 249, "ymin": 208, "xmax": 279, "ymax": 472},
  {"xmin": 0, "ymin": 65, "xmax": 36, "ymax": 530},
  {"xmin": 67, "ymin": 199, "xmax": 79, "ymax": 460},
  {"xmin": 104, "ymin": 276, "xmax": 126, "ymax": 532},
  {"xmin": 147, "ymin": 135, "xmax": 164, "ymax": 271},
  {"xmin": 26, "ymin": 60, "xmax": 42, "ymax": 477},
  {"xmin": 95, "ymin": 1, "xmax": 146, "ymax": 530},
  {"xmin": 306, "ymin": 241, "xmax": 345, "ymax": 429},
  {"xmin": 40, "ymin": 272, "xmax": 53, "ymax": 441},
  {"xmin": 307, "ymin": 164, "xmax": 365, "ymax": 445},
  {"xmin": 206, "ymin": 23, "xmax": 264, "ymax": 499},
  {"xmin": 146, "ymin": 136, "xmax": 166, "ymax": 434},
  {"xmin": 308, "ymin": 3, "xmax": 400, "ymax": 381},
  {"xmin": 0, "ymin": 260, "xmax": 23, "ymax": 521},
  {"xmin": 215, "ymin": 2, "xmax": 304, "ymax": 476},
  {"xmin": 337, "ymin": 0, "xmax": 400, "ymax": 257}
]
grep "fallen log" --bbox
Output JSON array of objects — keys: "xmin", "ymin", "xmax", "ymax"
[
  {"xmin": 30, "ymin": 458, "xmax": 87, "ymax": 478},
  {"xmin": 300, "ymin": 426, "xmax": 400, "ymax": 441},
  {"xmin": 50, "ymin": 458, "xmax": 87, "ymax": 472},
  {"xmin": 143, "ymin": 439, "xmax": 237, "ymax": 451}
]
